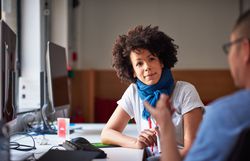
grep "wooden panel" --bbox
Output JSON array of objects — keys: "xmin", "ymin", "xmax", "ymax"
[
  {"xmin": 95, "ymin": 70, "xmax": 129, "ymax": 100},
  {"xmin": 94, "ymin": 69, "xmax": 237, "ymax": 102},
  {"xmin": 70, "ymin": 70, "xmax": 95, "ymax": 122},
  {"xmin": 172, "ymin": 69, "xmax": 237, "ymax": 102},
  {"xmin": 70, "ymin": 69, "xmax": 238, "ymax": 122}
]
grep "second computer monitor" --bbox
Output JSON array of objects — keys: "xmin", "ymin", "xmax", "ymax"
[{"xmin": 46, "ymin": 42, "xmax": 70, "ymax": 115}]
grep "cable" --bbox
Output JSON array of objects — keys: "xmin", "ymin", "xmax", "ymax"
[
  {"xmin": 21, "ymin": 112, "xmax": 37, "ymax": 130},
  {"xmin": 49, "ymin": 145, "xmax": 64, "ymax": 150},
  {"xmin": 10, "ymin": 132, "xmax": 36, "ymax": 151},
  {"xmin": 40, "ymin": 104, "xmax": 57, "ymax": 134},
  {"xmin": 28, "ymin": 104, "xmax": 56, "ymax": 135}
]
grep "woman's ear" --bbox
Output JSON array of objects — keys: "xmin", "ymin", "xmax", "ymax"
[
  {"xmin": 161, "ymin": 63, "xmax": 164, "ymax": 68},
  {"xmin": 133, "ymin": 72, "xmax": 137, "ymax": 78}
]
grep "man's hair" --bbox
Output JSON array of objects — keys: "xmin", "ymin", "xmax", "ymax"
[{"xmin": 233, "ymin": 9, "xmax": 250, "ymax": 38}]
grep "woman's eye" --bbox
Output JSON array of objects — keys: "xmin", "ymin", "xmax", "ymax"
[
  {"xmin": 149, "ymin": 57, "xmax": 156, "ymax": 61},
  {"xmin": 136, "ymin": 62, "xmax": 143, "ymax": 67}
]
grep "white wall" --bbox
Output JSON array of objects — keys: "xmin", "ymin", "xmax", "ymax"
[
  {"xmin": 18, "ymin": 0, "xmax": 43, "ymax": 111},
  {"xmin": 243, "ymin": 0, "xmax": 250, "ymax": 12},
  {"xmin": 74, "ymin": 0, "xmax": 238, "ymax": 70},
  {"xmin": 50, "ymin": 0, "xmax": 68, "ymax": 52}
]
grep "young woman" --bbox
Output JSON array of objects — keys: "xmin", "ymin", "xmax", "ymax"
[{"xmin": 101, "ymin": 25, "xmax": 204, "ymax": 159}]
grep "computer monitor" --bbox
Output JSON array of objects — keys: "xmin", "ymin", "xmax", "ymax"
[
  {"xmin": 45, "ymin": 41, "xmax": 70, "ymax": 117},
  {"xmin": 0, "ymin": 20, "xmax": 17, "ymax": 122}
]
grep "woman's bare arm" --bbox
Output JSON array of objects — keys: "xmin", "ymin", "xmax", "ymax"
[
  {"xmin": 101, "ymin": 106, "xmax": 156, "ymax": 149},
  {"xmin": 180, "ymin": 108, "xmax": 203, "ymax": 158}
]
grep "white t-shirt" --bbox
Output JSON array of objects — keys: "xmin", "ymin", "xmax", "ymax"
[{"xmin": 117, "ymin": 81, "xmax": 204, "ymax": 153}]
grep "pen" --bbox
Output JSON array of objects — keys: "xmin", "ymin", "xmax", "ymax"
[{"xmin": 155, "ymin": 126, "xmax": 161, "ymax": 153}]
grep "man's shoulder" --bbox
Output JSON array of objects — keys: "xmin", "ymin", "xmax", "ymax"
[
  {"xmin": 209, "ymin": 89, "xmax": 250, "ymax": 109},
  {"xmin": 205, "ymin": 89, "xmax": 250, "ymax": 125}
]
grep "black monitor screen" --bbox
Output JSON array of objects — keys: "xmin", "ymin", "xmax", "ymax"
[
  {"xmin": 46, "ymin": 42, "xmax": 70, "ymax": 112},
  {"xmin": 0, "ymin": 20, "xmax": 16, "ymax": 122}
]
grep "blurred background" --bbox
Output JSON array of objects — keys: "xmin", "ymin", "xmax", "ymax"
[{"xmin": 1, "ymin": 0, "xmax": 250, "ymax": 123}]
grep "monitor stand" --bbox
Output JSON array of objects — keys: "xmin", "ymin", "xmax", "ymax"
[
  {"xmin": 32, "ymin": 104, "xmax": 57, "ymax": 135},
  {"xmin": 35, "ymin": 71, "xmax": 56, "ymax": 135}
]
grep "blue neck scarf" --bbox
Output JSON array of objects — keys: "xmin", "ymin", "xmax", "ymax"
[{"xmin": 136, "ymin": 68, "xmax": 174, "ymax": 120}]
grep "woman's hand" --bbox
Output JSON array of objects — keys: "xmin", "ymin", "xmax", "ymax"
[{"xmin": 135, "ymin": 128, "xmax": 157, "ymax": 149}]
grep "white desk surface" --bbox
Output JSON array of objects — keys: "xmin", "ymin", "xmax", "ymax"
[{"xmin": 11, "ymin": 123, "xmax": 144, "ymax": 161}]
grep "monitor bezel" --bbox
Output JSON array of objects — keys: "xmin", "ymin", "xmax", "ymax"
[{"xmin": 46, "ymin": 41, "xmax": 70, "ymax": 115}]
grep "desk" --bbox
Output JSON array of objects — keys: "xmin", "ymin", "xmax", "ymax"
[{"xmin": 11, "ymin": 123, "xmax": 144, "ymax": 161}]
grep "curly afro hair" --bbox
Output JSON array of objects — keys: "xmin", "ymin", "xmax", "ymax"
[{"xmin": 112, "ymin": 25, "xmax": 178, "ymax": 83}]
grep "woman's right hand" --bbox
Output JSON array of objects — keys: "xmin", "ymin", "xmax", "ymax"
[{"xmin": 135, "ymin": 128, "xmax": 157, "ymax": 149}]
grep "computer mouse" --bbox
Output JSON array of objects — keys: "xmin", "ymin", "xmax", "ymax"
[
  {"xmin": 67, "ymin": 137, "xmax": 107, "ymax": 159},
  {"xmin": 71, "ymin": 137, "xmax": 90, "ymax": 145}
]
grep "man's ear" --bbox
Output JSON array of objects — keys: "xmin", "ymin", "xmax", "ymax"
[{"xmin": 242, "ymin": 39, "xmax": 250, "ymax": 63}]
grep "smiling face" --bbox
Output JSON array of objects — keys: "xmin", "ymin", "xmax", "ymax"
[{"xmin": 130, "ymin": 49, "xmax": 164, "ymax": 85}]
